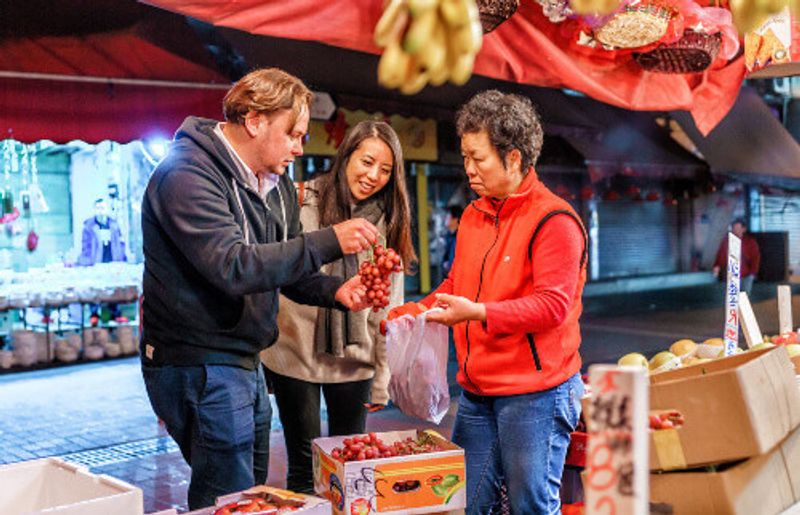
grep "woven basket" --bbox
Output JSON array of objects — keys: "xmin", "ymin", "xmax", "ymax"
[
  {"xmin": 635, "ymin": 30, "xmax": 722, "ymax": 73},
  {"xmin": 595, "ymin": 3, "xmax": 672, "ymax": 48},
  {"xmin": 477, "ymin": 0, "xmax": 520, "ymax": 33}
]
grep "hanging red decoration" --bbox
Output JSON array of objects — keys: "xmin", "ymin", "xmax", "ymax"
[
  {"xmin": 0, "ymin": 207, "xmax": 19, "ymax": 225},
  {"xmin": 603, "ymin": 190, "xmax": 621, "ymax": 201},
  {"xmin": 625, "ymin": 184, "xmax": 642, "ymax": 198},
  {"xmin": 645, "ymin": 190, "xmax": 661, "ymax": 201},
  {"xmin": 580, "ymin": 186, "xmax": 595, "ymax": 200},
  {"xmin": 26, "ymin": 229, "xmax": 39, "ymax": 252},
  {"xmin": 324, "ymin": 110, "xmax": 350, "ymax": 149},
  {"xmin": 555, "ymin": 183, "xmax": 576, "ymax": 200}
]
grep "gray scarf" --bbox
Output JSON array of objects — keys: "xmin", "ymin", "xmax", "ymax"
[{"xmin": 314, "ymin": 197, "xmax": 385, "ymax": 357}]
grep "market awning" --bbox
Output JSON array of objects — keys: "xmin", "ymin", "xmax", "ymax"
[
  {"xmin": 671, "ymin": 88, "xmax": 800, "ymax": 188},
  {"xmin": 0, "ymin": 74, "xmax": 227, "ymax": 143},
  {"xmin": 0, "ymin": 1, "xmax": 230, "ymax": 143},
  {"xmin": 141, "ymin": 0, "xmax": 747, "ymax": 135}
]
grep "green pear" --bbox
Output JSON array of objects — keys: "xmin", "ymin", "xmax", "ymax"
[
  {"xmin": 618, "ymin": 352, "xmax": 648, "ymax": 368},
  {"xmin": 649, "ymin": 351, "xmax": 679, "ymax": 370},
  {"xmin": 717, "ymin": 347, "xmax": 745, "ymax": 358},
  {"xmin": 784, "ymin": 344, "xmax": 800, "ymax": 358}
]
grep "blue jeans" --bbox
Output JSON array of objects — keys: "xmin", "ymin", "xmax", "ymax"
[
  {"xmin": 452, "ymin": 373, "xmax": 583, "ymax": 515},
  {"xmin": 142, "ymin": 364, "xmax": 272, "ymax": 510}
]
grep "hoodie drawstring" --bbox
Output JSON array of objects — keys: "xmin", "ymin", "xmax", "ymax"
[{"xmin": 232, "ymin": 178, "xmax": 288, "ymax": 244}]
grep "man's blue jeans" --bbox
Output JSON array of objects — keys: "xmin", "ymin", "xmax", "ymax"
[
  {"xmin": 142, "ymin": 364, "xmax": 271, "ymax": 510},
  {"xmin": 452, "ymin": 373, "xmax": 583, "ymax": 514}
]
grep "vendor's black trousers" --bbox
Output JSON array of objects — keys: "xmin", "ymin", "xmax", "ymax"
[{"xmin": 266, "ymin": 368, "xmax": 372, "ymax": 493}]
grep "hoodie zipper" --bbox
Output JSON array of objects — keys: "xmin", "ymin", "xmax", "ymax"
[{"xmin": 463, "ymin": 200, "xmax": 506, "ymax": 394}]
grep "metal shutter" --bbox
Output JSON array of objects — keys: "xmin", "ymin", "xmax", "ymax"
[
  {"xmin": 760, "ymin": 194, "xmax": 800, "ymax": 275},
  {"xmin": 596, "ymin": 201, "xmax": 679, "ymax": 278}
]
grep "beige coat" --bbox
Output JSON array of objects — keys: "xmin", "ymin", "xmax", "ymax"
[{"xmin": 260, "ymin": 184, "xmax": 403, "ymax": 404}]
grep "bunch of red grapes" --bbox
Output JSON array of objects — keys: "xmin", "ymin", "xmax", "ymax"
[
  {"xmin": 359, "ymin": 244, "xmax": 402, "ymax": 312},
  {"xmin": 330, "ymin": 433, "xmax": 441, "ymax": 463}
]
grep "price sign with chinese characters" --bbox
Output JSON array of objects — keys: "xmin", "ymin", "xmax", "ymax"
[
  {"xmin": 586, "ymin": 365, "xmax": 648, "ymax": 515},
  {"xmin": 724, "ymin": 233, "xmax": 742, "ymax": 357}
]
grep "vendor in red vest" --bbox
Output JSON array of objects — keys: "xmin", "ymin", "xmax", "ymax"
[
  {"xmin": 389, "ymin": 90, "xmax": 588, "ymax": 514},
  {"xmin": 712, "ymin": 218, "xmax": 761, "ymax": 296}
]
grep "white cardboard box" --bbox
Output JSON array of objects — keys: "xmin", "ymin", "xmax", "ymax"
[
  {"xmin": 0, "ymin": 457, "xmax": 143, "ymax": 515},
  {"xmin": 181, "ymin": 486, "xmax": 331, "ymax": 514}
]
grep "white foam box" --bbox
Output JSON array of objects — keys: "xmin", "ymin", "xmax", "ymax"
[
  {"xmin": 181, "ymin": 485, "xmax": 331, "ymax": 514},
  {"xmin": 0, "ymin": 457, "xmax": 143, "ymax": 515}
]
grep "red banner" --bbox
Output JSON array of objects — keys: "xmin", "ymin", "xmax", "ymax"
[{"xmin": 142, "ymin": 0, "xmax": 747, "ymax": 135}]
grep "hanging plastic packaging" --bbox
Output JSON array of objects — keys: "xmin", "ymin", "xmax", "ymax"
[{"xmin": 385, "ymin": 309, "xmax": 451, "ymax": 424}]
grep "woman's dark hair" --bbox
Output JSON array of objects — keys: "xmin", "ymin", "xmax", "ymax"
[
  {"xmin": 455, "ymin": 90, "xmax": 544, "ymax": 173},
  {"xmin": 316, "ymin": 120, "xmax": 417, "ymax": 271}
]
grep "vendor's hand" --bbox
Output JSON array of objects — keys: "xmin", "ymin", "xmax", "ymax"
[
  {"xmin": 381, "ymin": 301, "xmax": 428, "ymax": 335},
  {"xmin": 712, "ymin": 266, "xmax": 720, "ymax": 278},
  {"xmin": 332, "ymin": 218, "xmax": 379, "ymax": 254},
  {"xmin": 364, "ymin": 403, "xmax": 386, "ymax": 413},
  {"xmin": 426, "ymin": 293, "xmax": 486, "ymax": 326},
  {"xmin": 387, "ymin": 301, "xmax": 428, "ymax": 320},
  {"xmin": 335, "ymin": 275, "xmax": 369, "ymax": 311}
]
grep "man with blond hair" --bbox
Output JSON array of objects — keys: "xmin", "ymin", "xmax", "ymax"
[{"xmin": 140, "ymin": 68, "xmax": 378, "ymax": 509}]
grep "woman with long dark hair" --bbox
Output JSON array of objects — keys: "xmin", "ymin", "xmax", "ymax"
[{"xmin": 262, "ymin": 120, "xmax": 416, "ymax": 493}]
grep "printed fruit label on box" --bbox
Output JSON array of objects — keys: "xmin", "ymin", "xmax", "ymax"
[{"xmin": 374, "ymin": 455, "xmax": 465, "ymax": 511}]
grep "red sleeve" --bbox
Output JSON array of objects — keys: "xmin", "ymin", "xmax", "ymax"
[
  {"xmin": 749, "ymin": 237, "xmax": 761, "ymax": 276},
  {"xmin": 483, "ymin": 214, "xmax": 584, "ymax": 335},
  {"xmin": 421, "ymin": 265, "xmax": 455, "ymax": 307},
  {"xmin": 713, "ymin": 238, "xmax": 728, "ymax": 269}
]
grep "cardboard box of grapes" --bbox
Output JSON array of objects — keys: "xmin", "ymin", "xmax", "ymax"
[{"xmin": 312, "ymin": 429, "xmax": 465, "ymax": 515}]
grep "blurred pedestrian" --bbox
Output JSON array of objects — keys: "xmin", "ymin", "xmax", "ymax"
[
  {"xmin": 712, "ymin": 218, "xmax": 760, "ymax": 296},
  {"xmin": 442, "ymin": 205, "xmax": 462, "ymax": 276}
]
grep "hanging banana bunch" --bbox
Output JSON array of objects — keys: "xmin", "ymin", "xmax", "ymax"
[
  {"xmin": 730, "ymin": 0, "xmax": 789, "ymax": 34},
  {"xmin": 375, "ymin": 0, "xmax": 483, "ymax": 95}
]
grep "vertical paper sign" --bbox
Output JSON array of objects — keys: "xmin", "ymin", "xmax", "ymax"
[
  {"xmin": 738, "ymin": 292, "xmax": 763, "ymax": 348},
  {"xmin": 724, "ymin": 233, "xmax": 742, "ymax": 357},
  {"xmin": 586, "ymin": 365, "xmax": 649, "ymax": 515},
  {"xmin": 778, "ymin": 285, "xmax": 793, "ymax": 335}
]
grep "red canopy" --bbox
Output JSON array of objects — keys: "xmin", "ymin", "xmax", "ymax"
[
  {"xmin": 142, "ymin": 0, "xmax": 747, "ymax": 135},
  {"xmin": 0, "ymin": 4, "xmax": 229, "ymax": 143}
]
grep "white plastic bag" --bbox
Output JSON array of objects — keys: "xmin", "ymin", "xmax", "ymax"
[{"xmin": 385, "ymin": 309, "xmax": 450, "ymax": 424}]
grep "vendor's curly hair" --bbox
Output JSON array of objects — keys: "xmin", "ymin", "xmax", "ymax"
[{"xmin": 455, "ymin": 90, "xmax": 543, "ymax": 173}]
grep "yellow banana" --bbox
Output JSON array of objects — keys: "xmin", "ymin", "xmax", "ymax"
[
  {"xmin": 571, "ymin": 0, "xmax": 620, "ymax": 15},
  {"xmin": 378, "ymin": 42, "xmax": 411, "ymax": 89},
  {"xmin": 754, "ymin": 0, "xmax": 787, "ymax": 17},
  {"xmin": 409, "ymin": 0, "xmax": 439, "ymax": 16},
  {"xmin": 440, "ymin": 0, "xmax": 470, "ymax": 27},
  {"xmin": 420, "ymin": 14, "xmax": 448, "ymax": 83},
  {"xmin": 399, "ymin": 58, "xmax": 430, "ymax": 95},
  {"xmin": 465, "ymin": 0, "xmax": 481, "ymax": 25},
  {"xmin": 428, "ymin": 43, "xmax": 451, "ymax": 86},
  {"xmin": 375, "ymin": 0, "xmax": 409, "ymax": 47},
  {"xmin": 730, "ymin": 0, "xmax": 771, "ymax": 33},
  {"xmin": 404, "ymin": 8, "xmax": 439, "ymax": 54},
  {"xmin": 451, "ymin": 18, "xmax": 482, "ymax": 55},
  {"xmin": 449, "ymin": 51, "xmax": 476, "ymax": 85}
]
